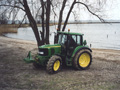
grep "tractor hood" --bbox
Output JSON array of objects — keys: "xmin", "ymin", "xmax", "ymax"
[{"xmin": 38, "ymin": 44, "xmax": 61, "ymax": 56}]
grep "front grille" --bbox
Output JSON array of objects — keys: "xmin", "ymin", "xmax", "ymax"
[
  {"xmin": 38, "ymin": 48, "xmax": 48, "ymax": 56},
  {"xmin": 51, "ymin": 48, "xmax": 55, "ymax": 55}
]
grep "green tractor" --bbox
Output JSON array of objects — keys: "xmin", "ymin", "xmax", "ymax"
[{"xmin": 24, "ymin": 30, "xmax": 92, "ymax": 74}]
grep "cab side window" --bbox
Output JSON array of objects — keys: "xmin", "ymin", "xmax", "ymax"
[
  {"xmin": 72, "ymin": 35, "xmax": 76, "ymax": 42},
  {"xmin": 77, "ymin": 35, "xmax": 81, "ymax": 45}
]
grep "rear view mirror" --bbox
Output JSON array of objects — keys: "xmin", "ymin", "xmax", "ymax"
[{"xmin": 83, "ymin": 40, "xmax": 87, "ymax": 45}]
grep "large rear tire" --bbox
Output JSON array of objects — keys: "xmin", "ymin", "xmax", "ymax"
[
  {"xmin": 73, "ymin": 49, "xmax": 92, "ymax": 70},
  {"xmin": 46, "ymin": 55, "xmax": 62, "ymax": 74}
]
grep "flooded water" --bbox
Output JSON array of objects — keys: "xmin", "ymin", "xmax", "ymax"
[{"xmin": 5, "ymin": 23, "xmax": 120, "ymax": 50}]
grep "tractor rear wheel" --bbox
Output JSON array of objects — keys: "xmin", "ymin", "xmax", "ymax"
[
  {"xmin": 73, "ymin": 49, "xmax": 92, "ymax": 70},
  {"xmin": 46, "ymin": 55, "xmax": 62, "ymax": 74}
]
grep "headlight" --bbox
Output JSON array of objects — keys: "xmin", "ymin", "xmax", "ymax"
[
  {"xmin": 38, "ymin": 48, "xmax": 48, "ymax": 56},
  {"xmin": 38, "ymin": 52, "xmax": 44, "ymax": 55}
]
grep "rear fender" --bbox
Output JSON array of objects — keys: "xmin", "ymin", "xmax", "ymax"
[{"xmin": 71, "ymin": 46, "xmax": 92, "ymax": 58}]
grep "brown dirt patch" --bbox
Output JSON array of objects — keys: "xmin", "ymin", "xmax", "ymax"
[{"xmin": 0, "ymin": 36, "xmax": 120, "ymax": 90}]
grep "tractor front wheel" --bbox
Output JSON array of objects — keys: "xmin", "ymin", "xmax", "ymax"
[
  {"xmin": 73, "ymin": 49, "xmax": 92, "ymax": 70},
  {"xmin": 46, "ymin": 55, "xmax": 62, "ymax": 74}
]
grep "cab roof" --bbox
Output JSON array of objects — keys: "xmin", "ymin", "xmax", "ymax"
[{"xmin": 58, "ymin": 31, "xmax": 84, "ymax": 36}]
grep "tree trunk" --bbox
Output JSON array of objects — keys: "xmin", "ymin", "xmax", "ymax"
[
  {"xmin": 23, "ymin": 0, "xmax": 42, "ymax": 47},
  {"xmin": 40, "ymin": 0, "xmax": 45, "ymax": 45},
  {"xmin": 45, "ymin": 0, "xmax": 51, "ymax": 44},
  {"xmin": 62, "ymin": 0, "xmax": 76, "ymax": 31},
  {"xmin": 57, "ymin": 0, "xmax": 67, "ymax": 31}
]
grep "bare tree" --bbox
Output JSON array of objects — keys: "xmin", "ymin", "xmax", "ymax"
[
  {"xmin": 23, "ymin": 0, "xmax": 42, "ymax": 46},
  {"xmin": 54, "ymin": 0, "xmax": 106, "ymax": 43},
  {"xmin": 60, "ymin": 0, "xmax": 105, "ymax": 32},
  {"xmin": 0, "ymin": 0, "xmax": 107, "ymax": 47}
]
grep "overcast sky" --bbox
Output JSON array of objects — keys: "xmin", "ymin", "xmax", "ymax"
[
  {"xmin": 62, "ymin": 0, "xmax": 120, "ymax": 21},
  {"xmin": 15, "ymin": 0, "xmax": 120, "ymax": 21}
]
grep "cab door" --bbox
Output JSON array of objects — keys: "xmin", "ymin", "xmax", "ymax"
[{"xmin": 67, "ymin": 35, "xmax": 82, "ymax": 57}]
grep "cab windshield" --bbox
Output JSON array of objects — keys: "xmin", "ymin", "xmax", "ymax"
[{"xmin": 58, "ymin": 34, "xmax": 67, "ymax": 45}]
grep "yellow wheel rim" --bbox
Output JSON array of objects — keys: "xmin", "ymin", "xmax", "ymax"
[
  {"xmin": 53, "ymin": 60, "xmax": 60, "ymax": 71},
  {"xmin": 79, "ymin": 53, "xmax": 90, "ymax": 67}
]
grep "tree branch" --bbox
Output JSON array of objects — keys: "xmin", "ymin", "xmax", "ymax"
[
  {"xmin": 8, "ymin": 8, "xmax": 14, "ymax": 19},
  {"xmin": 51, "ymin": 1, "xmax": 58, "ymax": 25},
  {"xmin": 18, "ymin": 0, "xmax": 24, "ymax": 6},
  {"xmin": 35, "ymin": 6, "xmax": 42, "ymax": 20},
  {"xmin": 18, "ymin": 14, "xmax": 27, "ymax": 28},
  {"xmin": 0, "ymin": 4, "xmax": 25, "ymax": 11},
  {"xmin": 75, "ymin": 2, "xmax": 105, "ymax": 22},
  {"xmin": 51, "ymin": 2, "xmax": 57, "ymax": 17}
]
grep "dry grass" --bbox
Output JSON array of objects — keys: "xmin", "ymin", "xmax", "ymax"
[
  {"xmin": 0, "ymin": 23, "xmax": 55, "ymax": 35},
  {"xmin": 0, "ymin": 24, "xmax": 18, "ymax": 35}
]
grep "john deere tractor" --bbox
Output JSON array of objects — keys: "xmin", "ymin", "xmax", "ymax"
[{"xmin": 24, "ymin": 30, "xmax": 92, "ymax": 74}]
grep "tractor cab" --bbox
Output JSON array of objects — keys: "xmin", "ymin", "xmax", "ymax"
[{"xmin": 57, "ymin": 31, "xmax": 84, "ymax": 58}]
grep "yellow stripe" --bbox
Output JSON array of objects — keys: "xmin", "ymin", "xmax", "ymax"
[{"xmin": 46, "ymin": 46, "xmax": 61, "ymax": 48}]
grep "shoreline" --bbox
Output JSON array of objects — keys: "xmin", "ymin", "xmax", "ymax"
[
  {"xmin": 0, "ymin": 36, "xmax": 120, "ymax": 62},
  {"xmin": 1, "ymin": 35, "xmax": 120, "ymax": 50}
]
